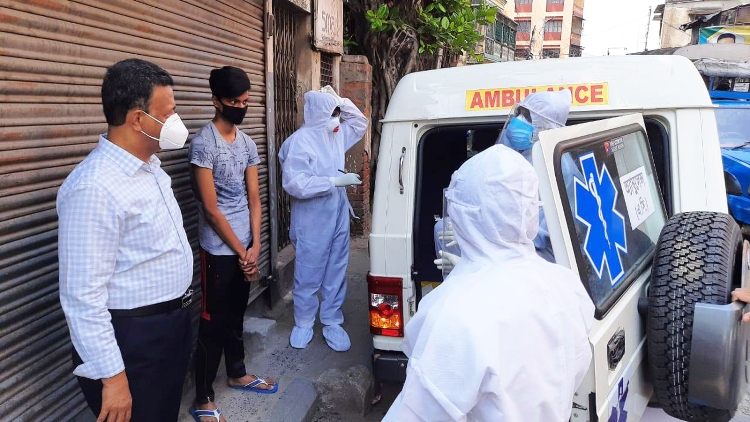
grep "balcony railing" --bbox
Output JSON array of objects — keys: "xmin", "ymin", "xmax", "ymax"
[{"xmin": 483, "ymin": 37, "xmax": 515, "ymax": 61}]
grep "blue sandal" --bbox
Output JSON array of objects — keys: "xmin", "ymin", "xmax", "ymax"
[
  {"xmin": 229, "ymin": 375, "xmax": 279, "ymax": 394},
  {"xmin": 189, "ymin": 406, "xmax": 222, "ymax": 422}
]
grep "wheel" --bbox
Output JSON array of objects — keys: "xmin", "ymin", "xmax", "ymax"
[{"xmin": 648, "ymin": 211, "xmax": 742, "ymax": 421}]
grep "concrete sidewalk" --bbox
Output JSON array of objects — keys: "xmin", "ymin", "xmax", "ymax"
[{"xmin": 178, "ymin": 237, "xmax": 374, "ymax": 422}]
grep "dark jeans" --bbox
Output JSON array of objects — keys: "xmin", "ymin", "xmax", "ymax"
[
  {"xmin": 195, "ymin": 249, "xmax": 251, "ymax": 404},
  {"xmin": 73, "ymin": 307, "xmax": 191, "ymax": 422}
]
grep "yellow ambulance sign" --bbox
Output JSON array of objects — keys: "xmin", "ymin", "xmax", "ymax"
[{"xmin": 466, "ymin": 83, "xmax": 609, "ymax": 111}]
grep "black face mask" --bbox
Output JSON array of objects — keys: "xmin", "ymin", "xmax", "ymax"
[{"xmin": 218, "ymin": 104, "xmax": 248, "ymax": 125}]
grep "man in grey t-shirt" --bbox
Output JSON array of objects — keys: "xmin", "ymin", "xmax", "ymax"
[
  {"xmin": 191, "ymin": 116, "xmax": 260, "ymax": 255},
  {"xmin": 188, "ymin": 66, "xmax": 277, "ymax": 422}
]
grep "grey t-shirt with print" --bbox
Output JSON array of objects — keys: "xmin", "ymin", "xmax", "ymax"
[{"xmin": 189, "ymin": 122, "xmax": 261, "ymax": 256}]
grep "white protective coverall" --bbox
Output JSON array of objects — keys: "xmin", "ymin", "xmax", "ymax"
[
  {"xmin": 497, "ymin": 89, "xmax": 577, "ymax": 263},
  {"xmin": 278, "ymin": 91, "xmax": 368, "ymax": 350},
  {"xmin": 385, "ymin": 145, "xmax": 594, "ymax": 422}
]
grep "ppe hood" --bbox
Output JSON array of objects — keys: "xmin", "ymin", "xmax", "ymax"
[{"xmin": 446, "ymin": 144, "xmax": 539, "ymax": 264}]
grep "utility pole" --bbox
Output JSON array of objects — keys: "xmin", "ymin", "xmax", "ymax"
[
  {"xmin": 644, "ymin": 6, "xmax": 652, "ymax": 51},
  {"xmin": 527, "ymin": 25, "xmax": 536, "ymax": 59},
  {"xmin": 535, "ymin": 18, "xmax": 552, "ymax": 59}
]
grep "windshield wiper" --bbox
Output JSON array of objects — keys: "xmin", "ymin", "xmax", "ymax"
[{"xmin": 732, "ymin": 141, "xmax": 750, "ymax": 150}]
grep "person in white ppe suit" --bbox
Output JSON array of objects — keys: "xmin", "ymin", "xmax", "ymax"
[
  {"xmin": 386, "ymin": 144, "xmax": 594, "ymax": 422},
  {"xmin": 436, "ymin": 89, "xmax": 576, "ymax": 269},
  {"xmin": 278, "ymin": 87, "xmax": 368, "ymax": 352}
]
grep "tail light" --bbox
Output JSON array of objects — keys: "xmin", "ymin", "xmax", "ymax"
[{"xmin": 367, "ymin": 273, "xmax": 404, "ymax": 337}]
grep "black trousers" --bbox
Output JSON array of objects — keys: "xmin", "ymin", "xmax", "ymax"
[
  {"xmin": 73, "ymin": 306, "xmax": 191, "ymax": 422},
  {"xmin": 194, "ymin": 249, "xmax": 251, "ymax": 404}
]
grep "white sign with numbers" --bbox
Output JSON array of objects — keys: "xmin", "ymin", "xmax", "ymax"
[{"xmin": 619, "ymin": 166, "xmax": 655, "ymax": 229}]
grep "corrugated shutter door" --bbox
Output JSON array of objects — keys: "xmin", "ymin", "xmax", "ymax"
[{"xmin": 0, "ymin": 1, "xmax": 268, "ymax": 420}]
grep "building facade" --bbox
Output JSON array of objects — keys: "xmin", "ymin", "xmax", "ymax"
[
  {"xmin": 470, "ymin": 0, "xmax": 519, "ymax": 63},
  {"xmin": 507, "ymin": 0, "xmax": 585, "ymax": 59},
  {"xmin": 654, "ymin": 0, "xmax": 750, "ymax": 47}
]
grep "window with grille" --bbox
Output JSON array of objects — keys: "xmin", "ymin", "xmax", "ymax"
[
  {"xmin": 569, "ymin": 45, "xmax": 583, "ymax": 57},
  {"xmin": 321, "ymin": 53, "xmax": 334, "ymax": 88},
  {"xmin": 493, "ymin": 21, "xmax": 518, "ymax": 49},
  {"xmin": 544, "ymin": 19, "xmax": 563, "ymax": 33},
  {"xmin": 547, "ymin": 0, "xmax": 564, "ymax": 3},
  {"xmin": 517, "ymin": 20, "xmax": 531, "ymax": 33},
  {"xmin": 542, "ymin": 48, "xmax": 560, "ymax": 58},
  {"xmin": 516, "ymin": 0, "xmax": 532, "ymax": 4}
]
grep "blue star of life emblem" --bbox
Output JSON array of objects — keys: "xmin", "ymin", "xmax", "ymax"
[{"xmin": 574, "ymin": 152, "xmax": 628, "ymax": 286}]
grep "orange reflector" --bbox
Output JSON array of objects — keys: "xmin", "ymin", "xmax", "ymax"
[{"xmin": 370, "ymin": 310, "xmax": 402, "ymax": 330}]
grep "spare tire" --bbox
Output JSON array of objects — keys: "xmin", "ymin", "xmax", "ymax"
[{"xmin": 648, "ymin": 211, "xmax": 742, "ymax": 421}]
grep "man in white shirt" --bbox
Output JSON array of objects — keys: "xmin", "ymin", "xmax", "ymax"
[{"xmin": 57, "ymin": 58, "xmax": 193, "ymax": 422}]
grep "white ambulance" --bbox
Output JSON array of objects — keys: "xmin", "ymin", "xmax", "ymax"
[{"xmin": 367, "ymin": 55, "xmax": 750, "ymax": 421}]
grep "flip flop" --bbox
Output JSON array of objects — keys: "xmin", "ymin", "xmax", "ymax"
[
  {"xmin": 229, "ymin": 375, "xmax": 279, "ymax": 394},
  {"xmin": 189, "ymin": 406, "xmax": 222, "ymax": 422}
]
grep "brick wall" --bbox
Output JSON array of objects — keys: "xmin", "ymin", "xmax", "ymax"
[{"xmin": 340, "ymin": 55, "xmax": 372, "ymax": 236}]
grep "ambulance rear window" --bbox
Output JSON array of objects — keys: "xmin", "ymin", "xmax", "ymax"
[{"xmin": 556, "ymin": 129, "xmax": 667, "ymax": 313}]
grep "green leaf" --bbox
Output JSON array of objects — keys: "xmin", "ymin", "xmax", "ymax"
[
  {"xmin": 378, "ymin": 4, "xmax": 388, "ymax": 18},
  {"xmin": 437, "ymin": 3, "xmax": 446, "ymax": 13},
  {"xmin": 441, "ymin": 17, "xmax": 449, "ymax": 29}
]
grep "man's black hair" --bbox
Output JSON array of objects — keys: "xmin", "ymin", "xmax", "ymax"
[
  {"xmin": 717, "ymin": 32, "xmax": 736, "ymax": 42},
  {"xmin": 101, "ymin": 59, "xmax": 174, "ymax": 127},
  {"xmin": 209, "ymin": 66, "xmax": 251, "ymax": 100}
]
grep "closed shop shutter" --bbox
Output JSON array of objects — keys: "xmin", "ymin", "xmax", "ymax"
[{"xmin": 0, "ymin": 1, "xmax": 268, "ymax": 420}]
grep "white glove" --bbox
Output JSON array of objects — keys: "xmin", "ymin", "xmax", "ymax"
[
  {"xmin": 437, "ymin": 223, "xmax": 457, "ymax": 248},
  {"xmin": 321, "ymin": 85, "xmax": 344, "ymax": 106},
  {"xmin": 433, "ymin": 250, "xmax": 461, "ymax": 272},
  {"xmin": 330, "ymin": 173, "xmax": 362, "ymax": 187}
]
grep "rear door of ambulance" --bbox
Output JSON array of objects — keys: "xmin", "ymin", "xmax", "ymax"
[{"xmin": 532, "ymin": 114, "xmax": 668, "ymax": 421}]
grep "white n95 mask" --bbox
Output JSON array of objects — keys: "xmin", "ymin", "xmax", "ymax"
[
  {"xmin": 141, "ymin": 111, "xmax": 189, "ymax": 150},
  {"xmin": 326, "ymin": 117, "xmax": 341, "ymax": 133}
]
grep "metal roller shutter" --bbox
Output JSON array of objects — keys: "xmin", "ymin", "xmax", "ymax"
[{"xmin": 0, "ymin": 0, "xmax": 268, "ymax": 420}]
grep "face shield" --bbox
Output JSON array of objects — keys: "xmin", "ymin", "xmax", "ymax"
[{"xmin": 498, "ymin": 105, "xmax": 535, "ymax": 151}]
